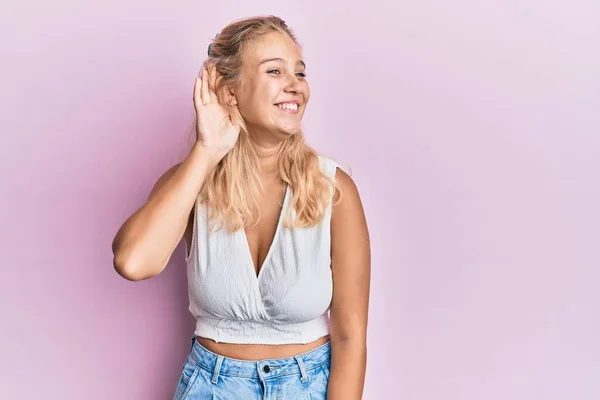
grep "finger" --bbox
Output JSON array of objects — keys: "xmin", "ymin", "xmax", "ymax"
[
  {"xmin": 201, "ymin": 66, "xmax": 211, "ymax": 105},
  {"xmin": 208, "ymin": 65, "xmax": 218, "ymax": 103},
  {"xmin": 193, "ymin": 77, "xmax": 203, "ymax": 111}
]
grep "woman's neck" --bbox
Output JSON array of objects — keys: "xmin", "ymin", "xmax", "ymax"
[{"xmin": 249, "ymin": 136, "xmax": 284, "ymax": 177}]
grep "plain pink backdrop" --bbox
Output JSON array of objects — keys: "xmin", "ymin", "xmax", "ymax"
[{"xmin": 1, "ymin": 1, "xmax": 599, "ymax": 399}]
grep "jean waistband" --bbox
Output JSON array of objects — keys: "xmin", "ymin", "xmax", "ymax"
[{"xmin": 187, "ymin": 337, "xmax": 331, "ymax": 381}]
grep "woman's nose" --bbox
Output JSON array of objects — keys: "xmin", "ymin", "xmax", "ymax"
[{"xmin": 283, "ymin": 74, "xmax": 302, "ymax": 94}]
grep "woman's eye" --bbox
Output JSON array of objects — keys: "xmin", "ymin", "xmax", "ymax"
[{"xmin": 267, "ymin": 69, "xmax": 306, "ymax": 78}]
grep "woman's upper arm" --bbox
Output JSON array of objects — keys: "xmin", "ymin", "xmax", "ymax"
[
  {"xmin": 112, "ymin": 163, "xmax": 192, "ymax": 256},
  {"xmin": 148, "ymin": 163, "xmax": 195, "ymax": 254},
  {"xmin": 329, "ymin": 168, "xmax": 371, "ymax": 342}
]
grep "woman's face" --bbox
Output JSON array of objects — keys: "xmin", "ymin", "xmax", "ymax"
[{"xmin": 234, "ymin": 32, "xmax": 310, "ymax": 141}]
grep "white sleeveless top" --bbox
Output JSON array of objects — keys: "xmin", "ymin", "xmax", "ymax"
[{"xmin": 185, "ymin": 156, "xmax": 339, "ymax": 345}]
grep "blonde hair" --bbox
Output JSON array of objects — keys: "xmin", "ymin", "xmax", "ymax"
[{"xmin": 191, "ymin": 15, "xmax": 340, "ymax": 232}]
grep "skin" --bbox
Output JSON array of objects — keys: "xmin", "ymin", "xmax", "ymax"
[{"xmin": 124, "ymin": 31, "xmax": 370, "ymax": 399}]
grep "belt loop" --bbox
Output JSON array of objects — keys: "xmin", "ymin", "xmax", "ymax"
[
  {"xmin": 190, "ymin": 336, "xmax": 195, "ymax": 351},
  {"xmin": 294, "ymin": 356, "xmax": 309, "ymax": 383},
  {"xmin": 211, "ymin": 355, "xmax": 224, "ymax": 384}
]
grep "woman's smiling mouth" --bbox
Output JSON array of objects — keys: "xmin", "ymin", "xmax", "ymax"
[{"xmin": 275, "ymin": 101, "xmax": 300, "ymax": 113}]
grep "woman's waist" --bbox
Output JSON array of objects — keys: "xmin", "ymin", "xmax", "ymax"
[{"xmin": 195, "ymin": 334, "xmax": 331, "ymax": 362}]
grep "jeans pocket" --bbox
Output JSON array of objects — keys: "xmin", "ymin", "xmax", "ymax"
[
  {"xmin": 307, "ymin": 363, "xmax": 330, "ymax": 400},
  {"xmin": 173, "ymin": 361, "xmax": 201, "ymax": 400}
]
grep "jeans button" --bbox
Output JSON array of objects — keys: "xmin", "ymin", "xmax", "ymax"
[{"xmin": 263, "ymin": 365, "xmax": 271, "ymax": 373}]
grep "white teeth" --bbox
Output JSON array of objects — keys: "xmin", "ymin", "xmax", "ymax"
[{"xmin": 278, "ymin": 103, "xmax": 298, "ymax": 111}]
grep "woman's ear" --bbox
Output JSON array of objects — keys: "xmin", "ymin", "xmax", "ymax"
[{"xmin": 225, "ymin": 87, "xmax": 238, "ymax": 106}]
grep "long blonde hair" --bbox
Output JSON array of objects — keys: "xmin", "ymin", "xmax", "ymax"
[{"xmin": 191, "ymin": 15, "xmax": 340, "ymax": 232}]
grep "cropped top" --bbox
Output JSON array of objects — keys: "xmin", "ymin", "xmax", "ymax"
[{"xmin": 184, "ymin": 156, "xmax": 339, "ymax": 345}]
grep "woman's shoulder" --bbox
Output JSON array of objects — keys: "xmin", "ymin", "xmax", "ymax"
[
  {"xmin": 316, "ymin": 154, "xmax": 341, "ymax": 177},
  {"xmin": 317, "ymin": 154, "xmax": 353, "ymax": 181},
  {"xmin": 314, "ymin": 155, "xmax": 359, "ymax": 208}
]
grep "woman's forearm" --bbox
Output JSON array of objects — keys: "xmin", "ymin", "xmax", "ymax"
[{"xmin": 327, "ymin": 338, "xmax": 367, "ymax": 400}]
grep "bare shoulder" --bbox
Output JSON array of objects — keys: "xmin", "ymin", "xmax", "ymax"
[
  {"xmin": 331, "ymin": 167, "xmax": 369, "ymax": 244},
  {"xmin": 332, "ymin": 167, "xmax": 363, "ymax": 214}
]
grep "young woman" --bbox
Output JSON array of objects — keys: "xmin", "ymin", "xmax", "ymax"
[{"xmin": 112, "ymin": 15, "xmax": 370, "ymax": 400}]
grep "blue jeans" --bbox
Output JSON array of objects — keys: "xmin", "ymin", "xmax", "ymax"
[{"xmin": 173, "ymin": 337, "xmax": 331, "ymax": 400}]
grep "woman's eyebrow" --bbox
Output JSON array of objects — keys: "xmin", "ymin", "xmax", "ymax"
[{"xmin": 258, "ymin": 57, "xmax": 306, "ymax": 68}]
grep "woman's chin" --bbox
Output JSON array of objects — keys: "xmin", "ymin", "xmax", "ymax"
[{"xmin": 278, "ymin": 123, "xmax": 302, "ymax": 136}]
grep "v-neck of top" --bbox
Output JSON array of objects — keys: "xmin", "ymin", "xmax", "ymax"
[{"xmin": 239, "ymin": 184, "xmax": 290, "ymax": 281}]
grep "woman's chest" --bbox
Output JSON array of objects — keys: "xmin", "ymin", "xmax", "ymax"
[{"xmin": 190, "ymin": 204, "xmax": 333, "ymax": 321}]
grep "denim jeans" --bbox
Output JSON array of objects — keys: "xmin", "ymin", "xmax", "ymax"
[{"xmin": 173, "ymin": 337, "xmax": 331, "ymax": 400}]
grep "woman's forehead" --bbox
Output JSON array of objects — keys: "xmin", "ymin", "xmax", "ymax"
[{"xmin": 245, "ymin": 32, "xmax": 303, "ymax": 66}]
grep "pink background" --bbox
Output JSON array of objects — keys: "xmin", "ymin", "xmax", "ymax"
[{"xmin": 1, "ymin": 1, "xmax": 599, "ymax": 399}]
